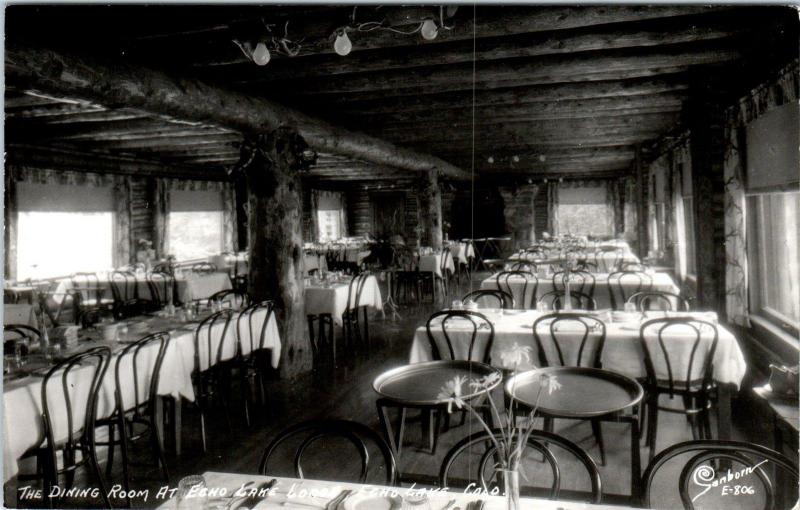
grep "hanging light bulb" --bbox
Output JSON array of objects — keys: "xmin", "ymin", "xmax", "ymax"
[
  {"xmin": 420, "ymin": 18, "xmax": 439, "ymax": 40},
  {"xmin": 252, "ymin": 42, "xmax": 271, "ymax": 66},
  {"xmin": 512, "ymin": 155, "xmax": 520, "ymax": 163},
  {"xmin": 334, "ymin": 29, "xmax": 352, "ymax": 56},
  {"xmin": 487, "ymin": 156, "xmax": 495, "ymax": 164}
]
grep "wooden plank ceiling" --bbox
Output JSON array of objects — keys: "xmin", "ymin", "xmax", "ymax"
[{"xmin": 5, "ymin": 5, "xmax": 798, "ymax": 184}]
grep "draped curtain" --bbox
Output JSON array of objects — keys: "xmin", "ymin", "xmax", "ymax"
[
  {"xmin": 154, "ymin": 178, "xmax": 170, "ymax": 258},
  {"xmin": 722, "ymin": 58, "xmax": 798, "ymax": 326},
  {"xmin": 546, "ymin": 181, "xmax": 559, "ymax": 235},
  {"xmin": 112, "ymin": 178, "xmax": 131, "ymax": 267}
]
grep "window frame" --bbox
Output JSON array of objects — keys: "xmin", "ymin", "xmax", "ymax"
[
  {"xmin": 745, "ymin": 191, "xmax": 800, "ymax": 340},
  {"xmin": 166, "ymin": 210, "xmax": 225, "ymax": 262}
]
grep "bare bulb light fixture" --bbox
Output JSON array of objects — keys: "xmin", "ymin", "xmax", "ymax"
[
  {"xmin": 420, "ymin": 18, "xmax": 439, "ymax": 40},
  {"xmin": 252, "ymin": 42, "xmax": 271, "ymax": 65},
  {"xmin": 334, "ymin": 29, "xmax": 353, "ymax": 56}
]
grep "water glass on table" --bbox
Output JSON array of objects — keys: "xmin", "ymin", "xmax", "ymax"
[{"xmin": 176, "ymin": 475, "xmax": 207, "ymax": 510}]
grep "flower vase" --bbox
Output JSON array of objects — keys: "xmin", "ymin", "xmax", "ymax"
[
  {"xmin": 500, "ymin": 469, "xmax": 520, "ymax": 510},
  {"xmin": 563, "ymin": 271, "xmax": 573, "ymax": 311}
]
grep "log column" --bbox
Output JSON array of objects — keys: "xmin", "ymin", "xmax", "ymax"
[
  {"xmin": 237, "ymin": 127, "xmax": 313, "ymax": 378},
  {"xmin": 418, "ymin": 170, "xmax": 443, "ymax": 249}
]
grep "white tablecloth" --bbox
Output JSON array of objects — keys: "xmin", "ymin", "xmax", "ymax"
[
  {"xmin": 418, "ymin": 252, "xmax": 456, "ymax": 278},
  {"xmin": 304, "ymin": 276, "xmax": 383, "ymax": 326},
  {"xmin": 509, "ymin": 251, "xmax": 639, "ymax": 273},
  {"xmin": 3, "ymin": 304, "xmax": 36, "ymax": 326},
  {"xmin": 2, "ymin": 307, "xmax": 279, "ymax": 482},
  {"xmin": 481, "ymin": 272, "xmax": 679, "ymax": 310},
  {"xmin": 304, "ymin": 253, "xmax": 329, "ymax": 274},
  {"xmin": 409, "ymin": 310, "xmax": 746, "ymax": 387},
  {"xmin": 448, "ymin": 241, "xmax": 475, "ymax": 262},
  {"xmin": 51, "ymin": 272, "xmax": 233, "ymax": 305}
]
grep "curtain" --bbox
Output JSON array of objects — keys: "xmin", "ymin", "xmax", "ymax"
[
  {"xmin": 112, "ymin": 177, "xmax": 131, "ymax": 267},
  {"xmin": 4, "ymin": 170, "xmax": 18, "ymax": 280},
  {"xmin": 671, "ymin": 145, "xmax": 688, "ymax": 281},
  {"xmin": 723, "ymin": 124, "xmax": 750, "ymax": 326},
  {"xmin": 221, "ymin": 184, "xmax": 236, "ymax": 252},
  {"xmin": 546, "ymin": 181, "xmax": 558, "ymax": 235},
  {"xmin": 310, "ymin": 190, "xmax": 320, "ymax": 242},
  {"xmin": 608, "ymin": 180, "xmax": 623, "ymax": 237},
  {"xmin": 154, "ymin": 178, "xmax": 170, "ymax": 258}
]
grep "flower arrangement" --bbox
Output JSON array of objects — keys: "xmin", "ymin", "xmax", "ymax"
[
  {"xmin": 435, "ymin": 343, "xmax": 561, "ymax": 498},
  {"xmin": 135, "ymin": 239, "xmax": 156, "ymax": 269}
]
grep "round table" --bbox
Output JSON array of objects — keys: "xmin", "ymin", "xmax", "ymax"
[
  {"xmin": 506, "ymin": 366, "xmax": 644, "ymax": 499},
  {"xmin": 374, "ymin": 360, "xmax": 502, "ymax": 458}
]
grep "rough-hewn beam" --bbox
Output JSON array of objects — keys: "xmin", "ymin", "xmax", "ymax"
[
  {"xmin": 319, "ymin": 75, "xmax": 691, "ymax": 111},
  {"xmin": 5, "ymin": 43, "xmax": 469, "ymax": 179},
  {"xmin": 245, "ymin": 43, "xmax": 740, "ymax": 95},
  {"xmin": 6, "ymin": 143, "xmax": 226, "ymax": 180},
  {"xmin": 191, "ymin": 5, "xmax": 725, "ymax": 64},
  {"xmin": 236, "ymin": 15, "xmax": 749, "ymax": 81}
]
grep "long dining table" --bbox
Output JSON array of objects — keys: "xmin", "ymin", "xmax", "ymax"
[
  {"xmin": 409, "ymin": 309, "xmax": 746, "ymax": 442},
  {"xmin": 480, "ymin": 272, "xmax": 679, "ymax": 310},
  {"xmin": 52, "ymin": 271, "xmax": 233, "ymax": 306},
  {"xmin": 2, "ymin": 306, "xmax": 281, "ymax": 482},
  {"xmin": 158, "ymin": 472, "xmax": 637, "ymax": 509}
]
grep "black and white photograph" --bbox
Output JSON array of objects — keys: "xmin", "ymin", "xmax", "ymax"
[{"xmin": 1, "ymin": 2, "xmax": 799, "ymax": 509}]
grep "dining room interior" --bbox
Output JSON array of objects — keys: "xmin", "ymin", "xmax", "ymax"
[{"xmin": 2, "ymin": 3, "xmax": 799, "ymax": 510}]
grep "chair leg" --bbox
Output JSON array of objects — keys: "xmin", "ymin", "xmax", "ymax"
[
  {"xmin": 647, "ymin": 401, "xmax": 659, "ymax": 463},
  {"xmin": 86, "ymin": 441, "xmax": 112, "ymax": 509},
  {"xmin": 590, "ymin": 419, "xmax": 606, "ymax": 466},
  {"xmin": 362, "ymin": 307, "xmax": 369, "ymax": 348},
  {"xmin": 119, "ymin": 416, "xmax": 132, "ymax": 508},
  {"xmin": 105, "ymin": 422, "xmax": 116, "ymax": 477},
  {"xmin": 431, "ymin": 409, "xmax": 443, "ymax": 455},
  {"xmin": 199, "ymin": 410, "xmax": 207, "ymax": 453}
]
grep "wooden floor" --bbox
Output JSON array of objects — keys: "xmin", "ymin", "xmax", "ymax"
[{"xmin": 8, "ymin": 273, "xmax": 761, "ymax": 509}]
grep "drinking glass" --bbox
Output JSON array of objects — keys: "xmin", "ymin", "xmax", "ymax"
[
  {"xmin": 176, "ymin": 475, "xmax": 207, "ymax": 510},
  {"xmin": 537, "ymin": 301, "xmax": 549, "ymax": 313},
  {"xmin": 624, "ymin": 302, "xmax": 637, "ymax": 313},
  {"xmin": 451, "ymin": 300, "xmax": 463, "ymax": 310}
]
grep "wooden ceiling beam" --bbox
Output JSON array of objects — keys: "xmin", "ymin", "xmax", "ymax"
[
  {"xmin": 343, "ymin": 91, "xmax": 687, "ymax": 120},
  {"xmin": 242, "ymin": 43, "xmax": 740, "ymax": 94},
  {"xmin": 313, "ymin": 75, "xmax": 690, "ymax": 111},
  {"xmin": 75, "ymin": 134, "xmax": 241, "ymax": 150},
  {"xmin": 366, "ymin": 111, "xmax": 683, "ymax": 134},
  {"xmin": 230, "ymin": 14, "xmax": 751, "ymax": 82},
  {"xmin": 6, "ymin": 43, "xmax": 469, "ymax": 179},
  {"xmin": 185, "ymin": 5, "xmax": 725, "ymax": 64}
]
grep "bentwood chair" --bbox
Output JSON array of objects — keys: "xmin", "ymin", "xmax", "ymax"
[
  {"xmin": 552, "ymin": 269, "xmax": 596, "ymax": 300},
  {"xmin": 110, "ymin": 270, "xmax": 150, "ymax": 318},
  {"xmin": 462, "ymin": 289, "xmax": 514, "ymax": 309},
  {"xmin": 208, "ymin": 289, "xmax": 250, "ymax": 310},
  {"xmin": 70, "ymin": 272, "xmax": 114, "ymax": 324},
  {"xmin": 3, "ymin": 324, "xmax": 41, "ymax": 354},
  {"xmin": 18, "ymin": 347, "xmax": 111, "ymax": 508},
  {"xmin": 641, "ymin": 440, "xmax": 799, "ymax": 509},
  {"xmin": 607, "ymin": 271, "xmax": 653, "ymax": 310},
  {"xmin": 259, "ymin": 420, "xmax": 398, "ymax": 486},
  {"xmin": 627, "ymin": 291, "xmax": 690, "ymax": 312},
  {"xmin": 147, "ymin": 271, "xmax": 174, "ymax": 308},
  {"xmin": 638, "ymin": 318, "xmax": 719, "ymax": 462},
  {"xmin": 191, "ymin": 309, "xmax": 238, "ymax": 452},
  {"xmin": 96, "ymin": 332, "xmax": 170, "ymax": 506},
  {"xmin": 532, "ymin": 312, "xmax": 608, "ymax": 464},
  {"xmin": 496, "ymin": 270, "xmax": 538, "ymax": 309},
  {"xmin": 418, "ymin": 247, "xmax": 453, "ymax": 304},
  {"xmin": 191, "ymin": 262, "xmax": 217, "ymax": 275},
  {"xmin": 342, "ymin": 272, "xmax": 371, "ymax": 349},
  {"xmin": 236, "ymin": 300, "xmax": 277, "ymax": 425},
  {"xmin": 537, "ymin": 290, "xmax": 597, "ymax": 311},
  {"xmin": 510, "ymin": 260, "xmax": 538, "ymax": 273},
  {"xmin": 440, "ymin": 429, "xmax": 602, "ymax": 503}
]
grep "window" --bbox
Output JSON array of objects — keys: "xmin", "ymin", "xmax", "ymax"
[
  {"xmin": 167, "ymin": 211, "xmax": 223, "ymax": 261},
  {"xmin": 15, "ymin": 181, "xmax": 115, "ymax": 280},
  {"xmin": 317, "ymin": 210, "xmax": 342, "ymax": 242},
  {"xmin": 747, "ymin": 191, "xmax": 800, "ymax": 333},
  {"xmin": 167, "ymin": 189, "xmax": 224, "ymax": 261},
  {"xmin": 17, "ymin": 212, "xmax": 114, "ymax": 280},
  {"xmin": 557, "ymin": 185, "xmax": 613, "ymax": 236}
]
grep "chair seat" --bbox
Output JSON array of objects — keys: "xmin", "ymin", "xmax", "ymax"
[{"xmin": 647, "ymin": 378, "xmax": 716, "ymax": 394}]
